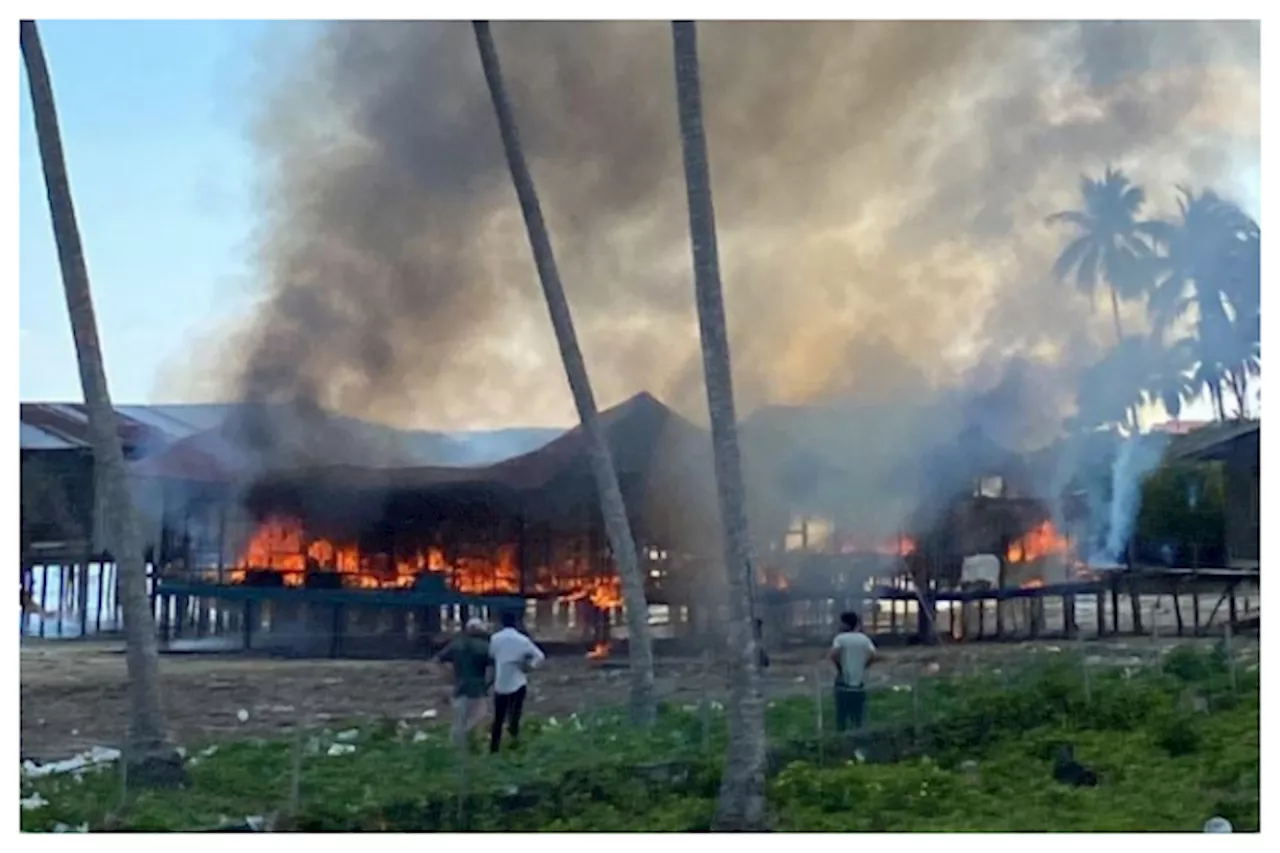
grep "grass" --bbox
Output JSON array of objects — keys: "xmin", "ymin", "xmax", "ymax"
[{"xmin": 20, "ymin": 644, "xmax": 1259, "ymax": 832}]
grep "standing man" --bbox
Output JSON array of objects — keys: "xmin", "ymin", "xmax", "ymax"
[
  {"xmin": 828, "ymin": 611, "xmax": 878, "ymax": 732},
  {"xmin": 488, "ymin": 609, "xmax": 546, "ymax": 753},
  {"xmin": 435, "ymin": 617, "xmax": 492, "ymax": 750}
]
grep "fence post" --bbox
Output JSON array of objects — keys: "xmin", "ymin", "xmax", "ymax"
[
  {"xmin": 1079, "ymin": 634, "xmax": 1092, "ymax": 704},
  {"xmin": 286, "ymin": 721, "xmax": 304, "ymax": 827},
  {"xmin": 911, "ymin": 674, "xmax": 922, "ymax": 748},
  {"xmin": 1224, "ymin": 623, "xmax": 1237, "ymax": 693},
  {"xmin": 814, "ymin": 666, "xmax": 825, "ymax": 766}
]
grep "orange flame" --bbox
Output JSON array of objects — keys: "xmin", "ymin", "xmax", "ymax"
[
  {"xmin": 1006, "ymin": 521, "xmax": 1069, "ymax": 564},
  {"xmin": 586, "ymin": 641, "xmax": 611, "ymax": 660},
  {"xmin": 231, "ymin": 515, "xmax": 626, "ymax": 606},
  {"xmin": 839, "ymin": 534, "xmax": 916, "ymax": 557}
]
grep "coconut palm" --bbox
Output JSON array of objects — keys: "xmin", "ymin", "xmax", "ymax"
[
  {"xmin": 1146, "ymin": 188, "xmax": 1260, "ymax": 420},
  {"xmin": 671, "ymin": 20, "xmax": 768, "ymax": 831},
  {"xmin": 20, "ymin": 19, "xmax": 182, "ymax": 784},
  {"xmin": 1141, "ymin": 335, "xmax": 1200, "ymax": 423},
  {"xmin": 471, "ymin": 21, "xmax": 657, "ymax": 726},
  {"xmin": 1048, "ymin": 167, "xmax": 1161, "ymax": 344}
]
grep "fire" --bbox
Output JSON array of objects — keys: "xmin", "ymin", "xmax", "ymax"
[
  {"xmin": 1006, "ymin": 521, "xmax": 1069, "ymax": 564},
  {"xmin": 586, "ymin": 641, "xmax": 611, "ymax": 660},
  {"xmin": 839, "ymin": 534, "xmax": 916, "ymax": 557},
  {"xmin": 231, "ymin": 515, "xmax": 625, "ymax": 606}
]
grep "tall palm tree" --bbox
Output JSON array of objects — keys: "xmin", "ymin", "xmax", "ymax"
[
  {"xmin": 1048, "ymin": 167, "xmax": 1160, "ymax": 433},
  {"xmin": 1048, "ymin": 167, "xmax": 1161, "ymax": 345},
  {"xmin": 1146, "ymin": 188, "xmax": 1261, "ymax": 421},
  {"xmin": 471, "ymin": 21, "xmax": 657, "ymax": 726},
  {"xmin": 20, "ymin": 20, "xmax": 182, "ymax": 784},
  {"xmin": 671, "ymin": 20, "xmax": 768, "ymax": 831}
]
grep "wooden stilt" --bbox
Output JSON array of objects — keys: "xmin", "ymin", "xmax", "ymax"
[
  {"xmin": 38, "ymin": 564, "xmax": 50, "ymax": 638},
  {"xmin": 94, "ymin": 562, "xmax": 104, "ymax": 633},
  {"xmin": 1192, "ymin": 585, "xmax": 1202, "ymax": 636},
  {"xmin": 1173, "ymin": 582, "xmax": 1184, "ymax": 637},
  {"xmin": 78, "ymin": 561, "xmax": 89, "ymax": 638},
  {"xmin": 57, "ymin": 564, "xmax": 68, "ymax": 636}
]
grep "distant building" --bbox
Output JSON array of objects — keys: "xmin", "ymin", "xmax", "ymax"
[{"xmin": 1166, "ymin": 420, "xmax": 1260, "ymax": 570}]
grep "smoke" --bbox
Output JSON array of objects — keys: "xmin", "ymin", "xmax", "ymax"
[
  {"xmin": 1090, "ymin": 433, "xmax": 1171, "ymax": 567},
  {"xmin": 178, "ymin": 20, "xmax": 1257, "ymax": 427},
  {"xmin": 167, "ymin": 21, "xmax": 1256, "ymax": 537}
]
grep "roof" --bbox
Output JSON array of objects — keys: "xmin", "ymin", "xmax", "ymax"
[
  {"xmin": 19, "ymin": 403, "xmax": 187, "ymax": 456},
  {"xmin": 22, "ymin": 401, "xmax": 562, "ymax": 471},
  {"xmin": 1165, "ymin": 419, "xmax": 1260, "ymax": 463},
  {"xmin": 125, "ymin": 392, "xmax": 706, "ymax": 493}
]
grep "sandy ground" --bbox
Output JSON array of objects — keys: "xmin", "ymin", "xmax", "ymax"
[{"xmin": 19, "ymin": 634, "xmax": 1256, "ymax": 762}]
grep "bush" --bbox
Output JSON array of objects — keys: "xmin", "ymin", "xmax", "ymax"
[{"xmin": 19, "ymin": 644, "xmax": 1258, "ymax": 832}]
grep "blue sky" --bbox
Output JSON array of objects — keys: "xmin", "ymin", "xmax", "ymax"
[{"xmin": 19, "ymin": 20, "xmax": 272, "ymax": 404}]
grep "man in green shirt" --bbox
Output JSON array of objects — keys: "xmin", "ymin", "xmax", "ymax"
[{"xmin": 436, "ymin": 617, "xmax": 492, "ymax": 749}]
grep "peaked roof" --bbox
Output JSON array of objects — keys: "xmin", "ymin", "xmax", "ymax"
[{"xmin": 127, "ymin": 392, "xmax": 706, "ymax": 493}]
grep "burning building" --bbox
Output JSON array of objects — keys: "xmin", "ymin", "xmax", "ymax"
[{"xmin": 129, "ymin": 392, "xmax": 721, "ymax": 653}]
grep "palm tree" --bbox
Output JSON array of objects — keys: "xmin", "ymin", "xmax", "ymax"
[
  {"xmin": 1048, "ymin": 167, "xmax": 1161, "ymax": 345},
  {"xmin": 471, "ymin": 21, "xmax": 657, "ymax": 726},
  {"xmin": 20, "ymin": 20, "xmax": 182, "ymax": 784},
  {"xmin": 1141, "ymin": 335, "xmax": 1200, "ymax": 423},
  {"xmin": 1146, "ymin": 189, "xmax": 1261, "ymax": 420},
  {"xmin": 671, "ymin": 20, "xmax": 768, "ymax": 831}
]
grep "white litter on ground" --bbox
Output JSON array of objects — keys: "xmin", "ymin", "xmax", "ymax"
[
  {"xmin": 421, "ymin": 709, "xmax": 439, "ymax": 719},
  {"xmin": 335, "ymin": 728, "xmax": 360, "ymax": 742},
  {"xmin": 236, "ymin": 709, "xmax": 250, "ymax": 723},
  {"xmin": 51, "ymin": 822, "xmax": 89, "ymax": 833},
  {"xmin": 412, "ymin": 731, "xmax": 430, "ymax": 744},
  {"xmin": 20, "ymin": 792, "xmax": 50, "ymax": 811},
  {"xmin": 21, "ymin": 745, "xmax": 122, "ymax": 779},
  {"xmin": 327, "ymin": 743, "xmax": 357, "ymax": 757}
]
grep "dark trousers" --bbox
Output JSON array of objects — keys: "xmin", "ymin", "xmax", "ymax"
[
  {"xmin": 490, "ymin": 686, "xmax": 527, "ymax": 753},
  {"xmin": 834, "ymin": 684, "xmax": 867, "ymax": 732}
]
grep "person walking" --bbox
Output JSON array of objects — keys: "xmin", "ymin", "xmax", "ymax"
[
  {"xmin": 828, "ymin": 611, "xmax": 878, "ymax": 731},
  {"xmin": 435, "ymin": 617, "xmax": 492, "ymax": 750},
  {"xmin": 488, "ymin": 610, "xmax": 545, "ymax": 753}
]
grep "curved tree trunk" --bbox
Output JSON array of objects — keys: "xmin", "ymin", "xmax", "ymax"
[
  {"xmin": 472, "ymin": 21, "xmax": 657, "ymax": 727},
  {"xmin": 21, "ymin": 20, "xmax": 181, "ymax": 783},
  {"xmin": 671, "ymin": 20, "xmax": 768, "ymax": 831}
]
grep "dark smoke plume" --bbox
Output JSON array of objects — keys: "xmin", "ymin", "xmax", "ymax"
[{"xmin": 177, "ymin": 21, "xmax": 1257, "ymax": 530}]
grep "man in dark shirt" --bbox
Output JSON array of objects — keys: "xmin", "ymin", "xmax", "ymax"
[{"xmin": 436, "ymin": 617, "xmax": 492, "ymax": 750}]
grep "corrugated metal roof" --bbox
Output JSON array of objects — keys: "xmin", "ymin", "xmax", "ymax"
[
  {"xmin": 22, "ymin": 401, "xmax": 567, "ymax": 464},
  {"xmin": 125, "ymin": 392, "xmax": 692, "ymax": 490},
  {"xmin": 20, "ymin": 422, "xmax": 78, "ymax": 450}
]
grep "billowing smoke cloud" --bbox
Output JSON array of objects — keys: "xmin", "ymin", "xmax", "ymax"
[
  {"xmin": 169, "ymin": 20, "xmax": 1257, "ymax": 544},
  {"xmin": 179, "ymin": 19, "xmax": 1257, "ymax": 433}
]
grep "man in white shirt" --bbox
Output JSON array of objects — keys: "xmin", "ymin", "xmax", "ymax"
[
  {"xmin": 828, "ymin": 611, "xmax": 877, "ymax": 731},
  {"xmin": 488, "ymin": 609, "xmax": 546, "ymax": 753}
]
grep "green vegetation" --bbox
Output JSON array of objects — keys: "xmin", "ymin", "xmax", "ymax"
[{"xmin": 21, "ymin": 645, "xmax": 1258, "ymax": 832}]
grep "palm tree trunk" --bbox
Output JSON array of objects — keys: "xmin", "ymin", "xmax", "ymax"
[
  {"xmin": 21, "ymin": 20, "xmax": 181, "ymax": 783},
  {"xmin": 1228, "ymin": 369, "xmax": 1248, "ymax": 419},
  {"xmin": 1108, "ymin": 286, "xmax": 1143, "ymax": 433},
  {"xmin": 472, "ymin": 21, "xmax": 657, "ymax": 727},
  {"xmin": 671, "ymin": 20, "xmax": 768, "ymax": 831},
  {"xmin": 1213, "ymin": 381, "xmax": 1227, "ymax": 421}
]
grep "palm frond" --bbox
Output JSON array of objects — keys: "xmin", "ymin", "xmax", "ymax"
[{"xmin": 1051, "ymin": 235, "xmax": 1093, "ymax": 281}]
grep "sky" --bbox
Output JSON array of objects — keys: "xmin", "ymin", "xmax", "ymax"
[
  {"xmin": 18, "ymin": 20, "xmax": 1258, "ymax": 429},
  {"xmin": 19, "ymin": 20, "xmax": 273, "ymax": 405}
]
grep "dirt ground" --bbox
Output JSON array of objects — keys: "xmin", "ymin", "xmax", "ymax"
[{"xmin": 19, "ymin": 634, "xmax": 1254, "ymax": 762}]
